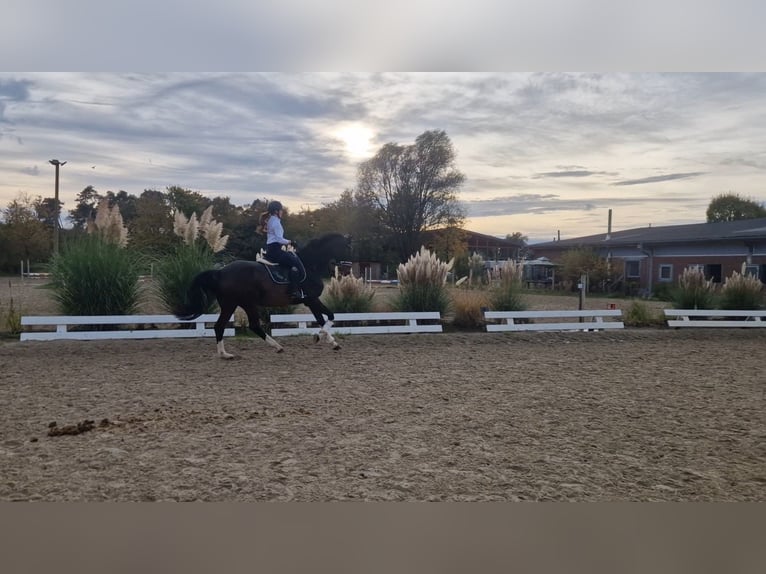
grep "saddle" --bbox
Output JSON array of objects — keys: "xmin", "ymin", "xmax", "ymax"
[{"xmin": 257, "ymin": 256, "xmax": 306, "ymax": 285}]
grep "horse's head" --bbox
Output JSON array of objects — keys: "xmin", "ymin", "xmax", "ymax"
[{"xmin": 299, "ymin": 233, "xmax": 352, "ymax": 276}]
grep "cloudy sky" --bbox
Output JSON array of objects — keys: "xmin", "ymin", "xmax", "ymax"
[{"xmin": 2, "ymin": 72, "xmax": 766, "ymax": 243}]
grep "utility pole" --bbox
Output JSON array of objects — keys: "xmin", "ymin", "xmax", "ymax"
[{"xmin": 49, "ymin": 159, "xmax": 66, "ymax": 254}]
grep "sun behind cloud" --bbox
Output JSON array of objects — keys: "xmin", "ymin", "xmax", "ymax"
[{"xmin": 334, "ymin": 123, "xmax": 375, "ymax": 158}]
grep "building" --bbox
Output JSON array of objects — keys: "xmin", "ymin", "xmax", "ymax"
[{"xmin": 530, "ymin": 218, "xmax": 766, "ymax": 293}]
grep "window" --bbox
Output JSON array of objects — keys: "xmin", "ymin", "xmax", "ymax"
[
  {"xmin": 625, "ymin": 260, "xmax": 640, "ymax": 278},
  {"xmin": 659, "ymin": 264, "xmax": 673, "ymax": 282}
]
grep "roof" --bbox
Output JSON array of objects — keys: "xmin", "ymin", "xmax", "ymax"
[{"xmin": 531, "ymin": 218, "xmax": 766, "ymax": 249}]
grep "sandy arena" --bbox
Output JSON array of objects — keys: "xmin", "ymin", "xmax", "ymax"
[{"xmin": 1, "ymin": 327, "xmax": 764, "ymax": 501}]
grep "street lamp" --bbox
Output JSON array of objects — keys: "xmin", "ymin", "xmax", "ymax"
[{"xmin": 49, "ymin": 159, "xmax": 66, "ymax": 254}]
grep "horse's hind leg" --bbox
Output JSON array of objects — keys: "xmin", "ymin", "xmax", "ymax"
[
  {"xmin": 243, "ymin": 304, "xmax": 284, "ymax": 353},
  {"xmin": 215, "ymin": 302, "xmax": 237, "ymax": 359}
]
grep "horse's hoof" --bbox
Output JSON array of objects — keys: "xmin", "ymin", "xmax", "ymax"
[
  {"xmin": 276, "ymin": 348, "xmax": 284, "ymax": 353},
  {"xmin": 333, "ymin": 344, "xmax": 341, "ymax": 351},
  {"xmin": 219, "ymin": 354, "xmax": 235, "ymax": 360},
  {"xmin": 313, "ymin": 334, "xmax": 320, "ymax": 344}
]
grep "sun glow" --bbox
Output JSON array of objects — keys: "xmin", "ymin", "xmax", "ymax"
[{"xmin": 335, "ymin": 123, "xmax": 375, "ymax": 158}]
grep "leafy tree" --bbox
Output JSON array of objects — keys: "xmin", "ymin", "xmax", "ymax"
[
  {"xmin": 506, "ymin": 231, "xmax": 530, "ymax": 259},
  {"xmin": 706, "ymin": 193, "xmax": 766, "ymax": 222},
  {"xmin": 559, "ymin": 248, "xmax": 610, "ymax": 287},
  {"xmin": 129, "ymin": 189, "xmax": 176, "ymax": 255},
  {"xmin": 357, "ymin": 129, "xmax": 466, "ymax": 262},
  {"xmin": 166, "ymin": 185, "xmax": 211, "ymax": 218},
  {"xmin": 70, "ymin": 185, "xmax": 102, "ymax": 229},
  {"xmin": 105, "ymin": 190, "xmax": 139, "ymax": 224},
  {"xmin": 0, "ymin": 194, "xmax": 51, "ymax": 270}
]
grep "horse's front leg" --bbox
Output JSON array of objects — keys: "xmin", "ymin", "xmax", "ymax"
[{"xmin": 307, "ymin": 299, "xmax": 340, "ymax": 351}]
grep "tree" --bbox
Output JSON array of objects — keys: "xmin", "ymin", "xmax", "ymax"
[
  {"xmin": 0, "ymin": 194, "xmax": 51, "ymax": 270},
  {"xmin": 70, "ymin": 185, "xmax": 102, "ymax": 229},
  {"xmin": 706, "ymin": 193, "xmax": 766, "ymax": 222},
  {"xmin": 128, "ymin": 189, "xmax": 176, "ymax": 254},
  {"xmin": 357, "ymin": 130, "xmax": 466, "ymax": 262},
  {"xmin": 166, "ymin": 186, "xmax": 211, "ymax": 218},
  {"xmin": 559, "ymin": 248, "xmax": 610, "ymax": 288},
  {"xmin": 506, "ymin": 231, "xmax": 530, "ymax": 259}
]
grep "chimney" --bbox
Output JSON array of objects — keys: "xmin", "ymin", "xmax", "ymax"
[{"xmin": 606, "ymin": 209, "xmax": 612, "ymax": 240}]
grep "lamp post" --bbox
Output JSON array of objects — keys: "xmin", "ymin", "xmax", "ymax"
[{"xmin": 49, "ymin": 159, "xmax": 66, "ymax": 254}]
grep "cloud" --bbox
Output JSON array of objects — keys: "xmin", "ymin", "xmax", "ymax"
[
  {"xmin": 613, "ymin": 172, "xmax": 706, "ymax": 186},
  {"xmin": 534, "ymin": 170, "xmax": 602, "ymax": 178}
]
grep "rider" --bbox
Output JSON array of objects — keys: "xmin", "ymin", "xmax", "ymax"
[{"xmin": 261, "ymin": 200, "xmax": 305, "ymax": 300}]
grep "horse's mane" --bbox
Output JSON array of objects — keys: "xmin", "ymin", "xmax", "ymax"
[{"xmin": 299, "ymin": 233, "xmax": 348, "ymax": 272}]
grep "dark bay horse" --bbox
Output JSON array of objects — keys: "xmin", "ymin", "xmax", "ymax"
[{"xmin": 174, "ymin": 233, "xmax": 350, "ymax": 358}]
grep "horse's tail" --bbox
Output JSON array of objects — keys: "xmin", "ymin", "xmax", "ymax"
[{"xmin": 173, "ymin": 269, "xmax": 220, "ymax": 321}]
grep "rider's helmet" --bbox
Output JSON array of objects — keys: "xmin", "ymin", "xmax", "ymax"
[{"xmin": 267, "ymin": 200, "xmax": 283, "ymax": 215}]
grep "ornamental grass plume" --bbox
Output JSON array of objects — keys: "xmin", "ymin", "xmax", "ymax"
[
  {"xmin": 394, "ymin": 246, "xmax": 453, "ymax": 313},
  {"xmin": 154, "ymin": 206, "xmax": 229, "ymax": 314},
  {"xmin": 87, "ymin": 199, "xmax": 129, "ymax": 247},
  {"xmin": 672, "ymin": 267, "xmax": 716, "ymax": 309},
  {"xmin": 322, "ymin": 267, "xmax": 376, "ymax": 313},
  {"xmin": 468, "ymin": 252, "xmax": 485, "ymax": 285},
  {"xmin": 173, "ymin": 206, "xmax": 229, "ymax": 253},
  {"xmin": 719, "ymin": 263, "xmax": 764, "ymax": 310},
  {"xmin": 489, "ymin": 259, "xmax": 526, "ymax": 312}
]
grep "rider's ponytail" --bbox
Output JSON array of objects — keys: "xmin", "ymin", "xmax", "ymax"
[{"xmin": 256, "ymin": 211, "xmax": 269, "ymax": 235}]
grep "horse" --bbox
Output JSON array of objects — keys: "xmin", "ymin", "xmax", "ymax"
[{"xmin": 174, "ymin": 233, "xmax": 351, "ymax": 359}]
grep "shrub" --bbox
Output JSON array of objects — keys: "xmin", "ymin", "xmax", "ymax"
[
  {"xmin": 672, "ymin": 267, "xmax": 716, "ymax": 309},
  {"xmin": 1, "ymin": 280, "xmax": 22, "ymax": 335},
  {"xmin": 719, "ymin": 265, "xmax": 764, "ymax": 310},
  {"xmin": 623, "ymin": 300, "xmax": 664, "ymax": 327},
  {"xmin": 489, "ymin": 259, "xmax": 526, "ymax": 311},
  {"xmin": 153, "ymin": 242, "xmax": 218, "ymax": 314},
  {"xmin": 47, "ymin": 235, "xmax": 142, "ymax": 315},
  {"xmin": 153, "ymin": 206, "xmax": 230, "ymax": 314},
  {"xmin": 450, "ymin": 287, "xmax": 490, "ymax": 329},
  {"xmin": 393, "ymin": 247, "xmax": 453, "ymax": 313},
  {"xmin": 322, "ymin": 269, "xmax": 375, "ymax": 313}
]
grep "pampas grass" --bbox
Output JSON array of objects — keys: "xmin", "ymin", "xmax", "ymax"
[
  {"xmin": 720, "ymin": 264, "xmax": 764, "ymax": 310},
  {"xmin": 489, "ymin": 259, "xmax": 526, "ymax": 311},
  {"xmin": 673, "ymin": 267, "xmax": 716, "ymax": 309},
  {"xmin": 322, "ymin": 268, "xmax": 376, "ymax": 313},
  {"xmin": 154, "ymin": 207, "xmax": 230, "ymax": 314},
  {"xmin": 47, "ymin": 235, "xmax": 142, "ymax": 315},
  {"xmin": 87, "ymin": 199, "xmax": 129, "ymax": 247},
  {"xmin": 394, "ymin": 247, "xmax": 453, "ymax": 313}
]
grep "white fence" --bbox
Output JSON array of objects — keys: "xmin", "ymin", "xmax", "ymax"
[
  {"xmin": 664, "ymin": 309, "xmax": 766, "ymax": 328},
  {"xmin": 269, "ymin": 312, "xmax": 443, "ymax": 337},
  {"xmin": 20, "ymin": 314, "xmax": 233, "ymax": 341},
  {"xmin": 484, "ymin": 309, "xmax": 624, "ymax": 332}
]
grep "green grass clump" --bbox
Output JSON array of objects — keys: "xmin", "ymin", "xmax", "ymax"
[
  {"xmin": 623, "ymin": 300, "xmax": 664, "ymax": 327},
  {"xmin": 47, "ymin": 235, "xmax": 143, "ymax": 315},
  {"xmin": 153, "ymin": 242, "xmax": 218, "ymax": 315}
]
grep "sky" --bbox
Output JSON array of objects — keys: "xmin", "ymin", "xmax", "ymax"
[{"xmin": 2, "ymin": 72, "xmax": 766, "ymax": 244}]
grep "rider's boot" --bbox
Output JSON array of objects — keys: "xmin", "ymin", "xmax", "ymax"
[{"xmin": 288, "ymin": 267, "xmax": 305, "ymax": 300}]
